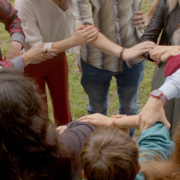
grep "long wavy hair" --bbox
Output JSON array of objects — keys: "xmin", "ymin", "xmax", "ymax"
[
  {"xmin": 0, "ymin": 68, "xmax": 78, "ymax": 180},
  {"xmin": 167, "ymin": 0, "xmax": 180, "ymax": 12}
]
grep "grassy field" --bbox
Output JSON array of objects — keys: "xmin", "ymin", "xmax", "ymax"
[
  {"xmin": 1, "ymin": 0, "xmax": 154, "ymax": 179},
  {"xmin": 1, "ymin": 0, "xmax": 155, "ymax": 130}
]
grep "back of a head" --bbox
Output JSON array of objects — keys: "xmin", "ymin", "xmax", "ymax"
[
  {"xmin": 80, "ymin": 127, "xmax": 139, "ymax": 180},
  {"xmin": 0, "ymin": 68, "xmax": 76, "ymax": 180}
]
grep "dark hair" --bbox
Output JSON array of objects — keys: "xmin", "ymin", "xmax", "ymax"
[
  {"xmin": 80, "ymin": 127, "xmax": 139, "ymax": 180},
  {"xmin": 0, "ymin": 68, "xmax": 77, "ymax": 180}
]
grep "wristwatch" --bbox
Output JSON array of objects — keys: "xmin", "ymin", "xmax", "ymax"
[{"xmin": 150, "ymin": 89, "xmax": 168, "ymax": 105}]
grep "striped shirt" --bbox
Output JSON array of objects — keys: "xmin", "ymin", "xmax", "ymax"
[{"xmin": 71, "ymin": 0, "xmax": 144, "ymax": 72}]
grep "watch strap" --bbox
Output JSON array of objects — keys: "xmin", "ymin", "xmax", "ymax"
[{"xmin": 150, "ymin": 90, "xmax": 168, "ymax": 105}]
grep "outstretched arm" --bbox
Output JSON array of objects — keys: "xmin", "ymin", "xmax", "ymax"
[
  {"xmin": 138, "ymin": 68, "xmax": 180, "ymax": 131},
  {"xmin": 71, "ymin": 0, "xmax": 155, "ymax": 61},
  {"xmin": 88, "ymin": 32, "xmax": 155, "ymax": 61},
  {"xmin": 78, "ymin": 114, "xmax": 140, "ymax": 130}
]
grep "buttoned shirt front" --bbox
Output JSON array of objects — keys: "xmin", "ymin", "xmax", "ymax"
[{"xmin": 71, "ymin": 0, "xmax": 144, "ymax": 72}]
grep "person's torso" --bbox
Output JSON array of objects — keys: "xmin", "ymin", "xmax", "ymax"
[
  {"xmin": 160, "ymin": 0, "xmax": 180, "ymax": 45},
  {"xmin": 21, "ymin": 0, "xmax": 73, "ymax": 43},
  {"xmin": 80, "ymin": 0, "xmax": 144, "ymax": 72}
]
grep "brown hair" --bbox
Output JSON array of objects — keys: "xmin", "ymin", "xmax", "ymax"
[
  {"xmin": 142, "ymin": 126, "xmax": 180, "ymax": 180},
  {"xmin": 0, "ymin": 68, "xmax": 78, "ymax": 180},
  {"xmin": 80, "ymin": 127, "xmax": 139, "ymax": 180}
]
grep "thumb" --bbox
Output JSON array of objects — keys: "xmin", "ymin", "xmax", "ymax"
[
  {"xmin": 76, "ymin": 25, "xmax": 85, "ymax": 31},
  {"xmin": 37, "ymin": 43, "xmax": 45, "ymax": 48},
  {"xmin": 47, "ymin": 48, "xmax": 58, "ymax": 54},
  {"xmin": 163, "ymin": 117, "xmax": 171, "ymax": 129}
]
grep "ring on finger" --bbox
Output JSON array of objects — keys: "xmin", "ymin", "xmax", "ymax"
[{"xmin": 45, "ymin": 48, "xmax": 48, "ymax": 53}]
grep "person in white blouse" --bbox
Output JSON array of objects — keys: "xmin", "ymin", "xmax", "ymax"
[
  {"xmin": 15, "ymin": 0, "xmax": 155, "ymax": 126},
  {"xmin": 16, "ymin": 0, "xmax": 99, "ymax": 126}
]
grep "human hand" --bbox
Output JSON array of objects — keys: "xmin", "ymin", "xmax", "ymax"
[
  {"xmin": 133, "ymin": 10, "xmax": 151, "ymax": 30},
  {"xmin": 78, "ymin": 113, "xmax": 112, "ymax": 127},
  {"xmin": 150, "ymin": 45, "xmax": 180, "ymax": 63},
  {"xmin": 56, "ymin": 125, "xmax": 67, "ymax": 134},
  {"xmin": 21, "ymin": 44, "xmax": 58, "ymax": 67},
  {"xmin": 137, "ymin": 96, "xmax": 171, "ymax": 131},
  {"xmin": 161, "ymin": 50, "xmax": 180, "ymax": 62},
  {"xmin": 4, "ymin": 41, "xmax": 22, "ymax": 61},
  {"xmin": 73, "ymin": 25, "xmax": 99, "ymax": 45},
  {"xmin": 123, "ymin": 41, "xmax": 155, "ymax": 61},
  {"xmin": 75, "ymin": 69, "xmax": 81, "ymax": 75}
]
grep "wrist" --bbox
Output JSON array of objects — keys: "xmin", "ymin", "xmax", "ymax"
[
  {"xmin": 150, "ymin": 90, "xmax": 168, "ymax": 105},
  {"xmin": 71, "ymin": 36, "xmax": 79, "ymax": 46},
  {"xmin": 10, "ymin": 41, "xmax": 22, "ymax": 50},
  {"xmin": 21, "ymin": 53, "xmax": 31, "ymax": 67},
  {"xmin": 146, "ymin": 13, "xmax": 152, "ymax": 19},
  {"xmin": 107, "ymin": 118, "xmax": 115, "ymax": 127},
  {"xmin": 121, "ymin": 48, "xmax": 129, "ymax": 61},
  {"xmin": 149, "ymin": 96, "xmax": 164, "ymax": 108}
]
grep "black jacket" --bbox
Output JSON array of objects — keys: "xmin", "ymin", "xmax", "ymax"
[{"xmin": 140, "ymin": 0, "xmax": 180, "ymax": 60}]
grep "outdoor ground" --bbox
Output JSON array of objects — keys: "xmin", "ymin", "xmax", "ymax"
[
  {"xmin": 1, "ymin": 0, "xmax": 154, "ymax": 135},
  {"xmin": 0, "ymin": 0, "xmax": 155, "ymax": 179}
]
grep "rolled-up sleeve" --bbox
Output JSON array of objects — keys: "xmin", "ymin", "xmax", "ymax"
[
  {"xmin": 0, "ymin": 56, "xmax": 24, "ymax": 72},
  {"xmin": 159, "ymin": 68, "xmax": 180, "ymax": 100},
  {"xmin": 71, "ymin": 0, "xmax": 94, "ymax": 28},
  {"xmin": 59, "ymin": 121, "xmax": 96, "ymax": 154},
  {"xmin": 139, "ymin": 123, "xmax": 174, "ymax": 161},
  {"xmin": 9, "ymin": 56, "xmax": 24, "ymax": 72},
  {"xmin": 0, "ymin": 0, "xmax": 25, "ymax": 46}
]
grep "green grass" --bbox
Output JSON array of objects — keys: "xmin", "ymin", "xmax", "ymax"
[
  {"xmin": 0, "ymin": 0, "xmax": 154, "ymax": 179},
  {"xmin": 0, "ymin": 0, "xmax": 155, "ymax": 130}
]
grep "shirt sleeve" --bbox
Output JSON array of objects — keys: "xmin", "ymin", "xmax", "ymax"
[
  {"xmin": 17, "ymin": 0, "xmax": 52, "ymax": 50},
  {"xmin": 0, "ymin": 56, "xmax": 24, "ymax": 72},
  {"xmin": 9, "ymin": 56, "xmax": 24, "ymax": 72},
  {"xmin": 138, "ymin": 123, "xmax": 174, "ymax": 161},
  {"xmin": 59, "ymin": 121, "xmax": 96, "ymax": 155},
  {"xmin": 70, "ymin": 0, "xmax": 94, "ymax": 28},
  {"xmin": 159, "ymin": 68, "xmax": 180, "ymax": 100},
  {"xmin": 0, "ymin": 0, "xmax": 25, "ymax": 46},
  {"xmin": 164, "ymin": 54, "xmax": 180, "ymax": 77}
]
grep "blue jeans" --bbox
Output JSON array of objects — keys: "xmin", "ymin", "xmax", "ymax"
[{"xmin": 81, "ymin": 59, "xmax": 145, "ymax": 137}]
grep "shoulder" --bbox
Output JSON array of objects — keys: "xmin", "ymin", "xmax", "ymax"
[{"xmin": 135, "ymin": 173, "xmax": 145, "ymax": 180}]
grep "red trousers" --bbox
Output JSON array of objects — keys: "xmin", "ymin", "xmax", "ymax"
[{"xmin": 24, "ymin": 52, "xmax": 72, "ymax": 126}]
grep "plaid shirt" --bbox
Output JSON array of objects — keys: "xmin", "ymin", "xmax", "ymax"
[
  {"xmin": 0, "ymin": 60, "xmax": 13, "ymax": 68},
  {"xmin": 71, "ymin": 0, "xmax": 144, "ymax": 72},
  {"xmin": 0, "ymin": 0, "xmax": 25, "ymax": 62}
]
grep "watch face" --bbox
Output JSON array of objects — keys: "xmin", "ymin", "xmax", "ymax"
[{"xmin": 152, "ymin": 90, "xmax": 162, "ymax": 97}]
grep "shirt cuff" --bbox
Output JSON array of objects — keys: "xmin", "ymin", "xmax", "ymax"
[
  {"xmin": 43, "ymin": 43, "xmax": 53, "ymax": 49},
  {"xmin": 10, "ymin": 33, "xmax": 25, "ymax": 47},
  {"xmin": 159, "ymin": 82, "xmax": 179, "ymax": 100},
  {"xmin": 9, "ymin": 56, "xmax": 25, "ymax": 72},
  {"xmin": 75, "ymin": 19, "xmax": 94, "ymax": 28}
]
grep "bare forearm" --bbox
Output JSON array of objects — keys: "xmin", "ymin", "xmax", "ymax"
[
  {"xmin": 52, "ymin": 37, "xmax": 77, "ymax": 53},
  {"xmin": 147, "ymin": 0, "xmax": 161, "ymax": 18},
  {"xmin": 90, "ymin": 32, "xmax": 122, "ymax": 57},
  {"xmin": 114, "ymin": 115, "xmax": 139, "ymax": 129}
]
